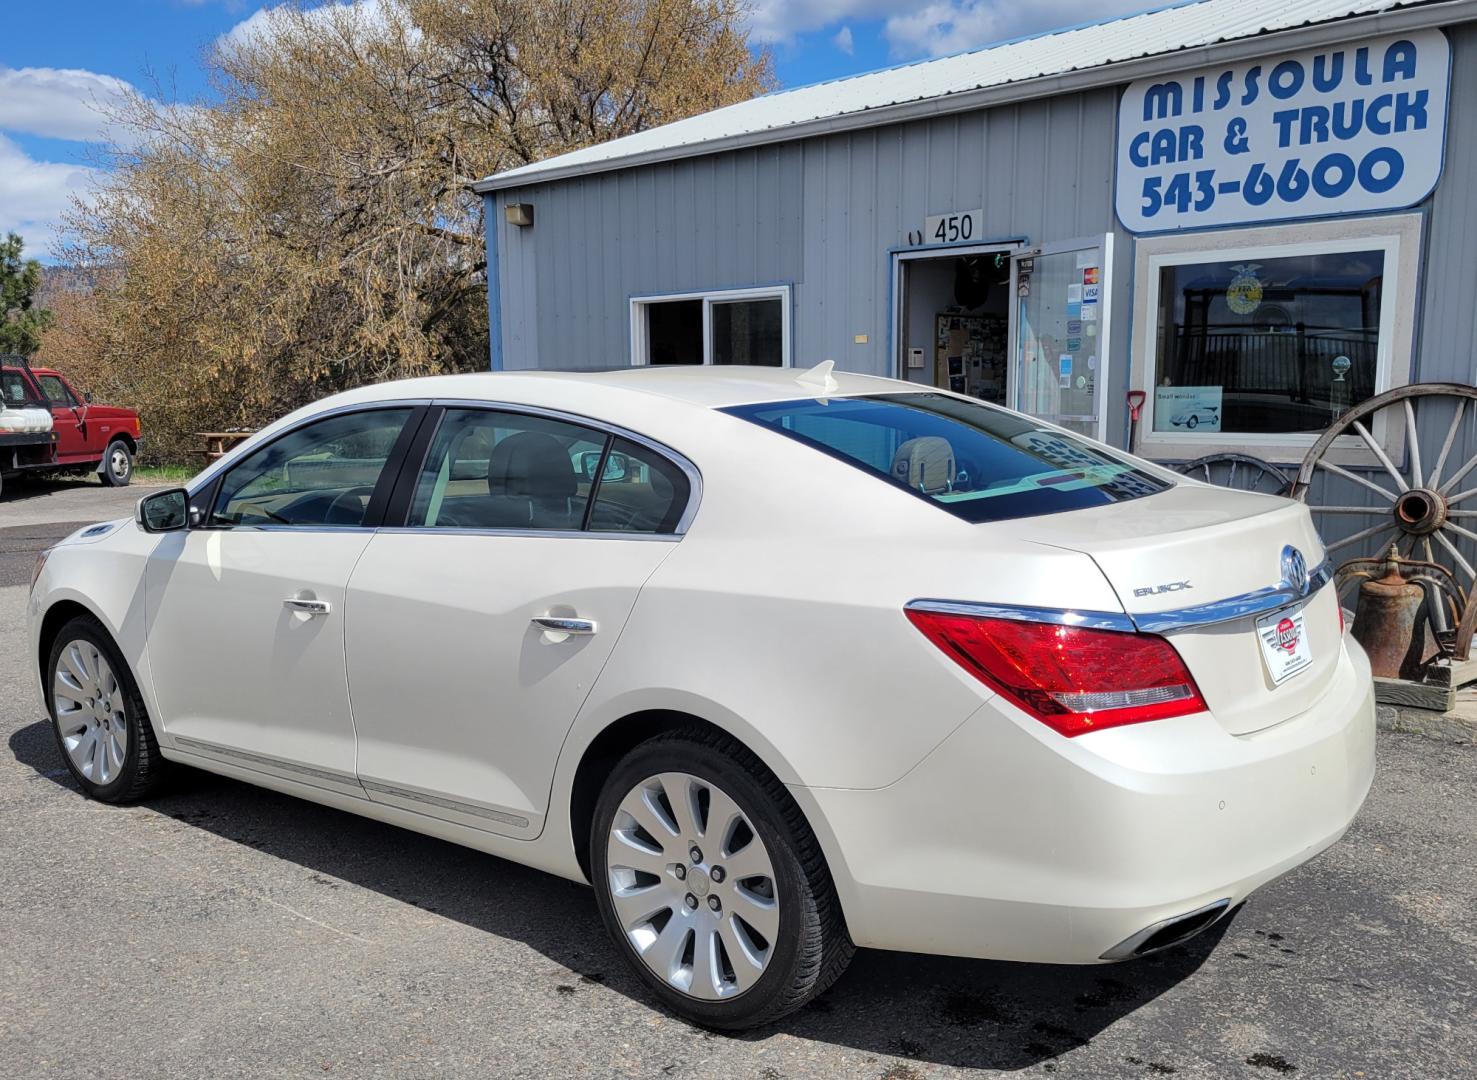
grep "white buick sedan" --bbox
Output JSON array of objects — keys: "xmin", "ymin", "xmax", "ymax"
[{"xmin": 29, "ymin": 365, "xmax": 1375, "ymax": 1029}]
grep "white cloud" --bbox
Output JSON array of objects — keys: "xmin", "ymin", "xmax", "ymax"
[
  {"xmin": 0, "ymin": 134, "xmax": 97, "ymax": 258},
  {"xmin": 220, "ymin": 0, "xmax": 403, "ymax": 53},
  {"xmin": 0, "ymin": 67, "xmax": 133, "ymax": 144},
  {"xmin": 833, "ymin": 25, "xmax": 855, "ymax": 56},
  {"xmin": 883, "ymin": 0, "xmax": 1151, "ymax": 58},
  {"xmin": 747, "ymin": 1, "xmax": 1165, "ymax": 58},
  {"xmin": 746, "ymin": 1, "xmax": 897, "ymax": 44}
]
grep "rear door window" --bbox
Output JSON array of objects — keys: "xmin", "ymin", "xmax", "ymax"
[
  {"xmin": 407, "ymin": 409, "xmax": 605, "ymax": 531},
  {"xmin": 587, "ymin": 437, "xmax": 692, "ymax": 534},
  {"xmin": 724, "ymin": 393, "xmax": 1172, "ymax": 523}
]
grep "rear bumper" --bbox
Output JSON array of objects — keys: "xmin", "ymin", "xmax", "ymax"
[{"xmin": 794, "ymin": 638, "xmax": 1376, "ymax": 963}]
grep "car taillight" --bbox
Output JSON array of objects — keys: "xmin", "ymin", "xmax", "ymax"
[{"xmin": 904, "ymin": 609, "xmax": 1207, "ymax": 738}]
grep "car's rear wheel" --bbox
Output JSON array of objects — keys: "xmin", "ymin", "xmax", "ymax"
[
  {"xmin": 46, "ymin": 615, "xmax": 165, "ymax": 803},
  {"xmin": 591, "ymin": 730, "xmax": 853, "ymax": 1030},
  {"xmin": 101, "ymin": 440, "xmax": 133, "ymax": 486}
]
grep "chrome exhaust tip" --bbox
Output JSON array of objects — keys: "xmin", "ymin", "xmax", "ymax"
[{"xmin": 1100, "ymin": 898, "xmax": 1232, "ymax": 961}]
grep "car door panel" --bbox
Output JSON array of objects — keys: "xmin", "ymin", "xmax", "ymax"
[
  {"xmin": 142, "ymin": 404, "xmax": 419, "ymax": 796},
  {"xmin": 345, "ymin": 532, "xmax": 675, "ymax": 836},
  {"xmin": 144, "ymin": 528, "xmax": 375, "ymax": 796}
]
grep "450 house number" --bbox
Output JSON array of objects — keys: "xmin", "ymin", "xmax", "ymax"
[{"xmin": 924, "ymin": 209, "xmax": 983, "ymax": 245}]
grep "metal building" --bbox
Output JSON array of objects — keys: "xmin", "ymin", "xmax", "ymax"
[{"xmin": 475, "ymin": 0, "xmax": 1477, "ymax": 565}]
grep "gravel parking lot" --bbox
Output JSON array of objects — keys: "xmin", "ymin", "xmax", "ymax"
[{"xmin": 1, "ymin": 488, "xmax": 1474, "ymax": 1079}]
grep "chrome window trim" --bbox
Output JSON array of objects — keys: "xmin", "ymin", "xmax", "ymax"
[
  {"xmin": 906, "ymin": 599, "xmax": 1137, "ymax": 633},
  {"xmin": 374, "ymin": 526, "xmax": 680, "ymax": 543},
  {"xmin": 184, "ymin": 395, "xmax": 702, "ymax": 537},
  {"xmin": 907, "ymin": 557, "xmax": 1332, "ymax": 636},
  {"xmin": 425, "ymin": 397, "xmax": 703, "ymax": 536}
]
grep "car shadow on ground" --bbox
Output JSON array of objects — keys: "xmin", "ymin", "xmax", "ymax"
[
  {"xmin": 10, "ymin": 718, "xmax": 1223, "ymax": 1072},
  {"xmin": 0, "ymin": 475, "xmax": 105, "ymax": 502}
]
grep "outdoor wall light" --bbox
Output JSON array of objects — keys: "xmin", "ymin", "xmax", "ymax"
[{"xmin": 504, "ymin": 203, "xmax": 535, "ymax": 227}]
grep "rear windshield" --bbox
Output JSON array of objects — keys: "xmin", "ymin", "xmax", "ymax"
[
  {"xmin": 1, "ymin": 369, "xmax": 43, "ymax": 407},
  {"xmin": 723, "ymin": 393, "xmax": 1173, "ymax": 524}
]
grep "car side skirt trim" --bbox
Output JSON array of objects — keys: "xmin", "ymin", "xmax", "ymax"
[
  {"xmin": 171, "ymin": 735, "xmax": 362, "ymax": 792},
  {"xmin": 360, "ymin": 779, "xmax": 531, "ymax": 829}
]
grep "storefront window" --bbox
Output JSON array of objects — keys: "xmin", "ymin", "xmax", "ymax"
[
  {"xmin": 711, "ymin": 298, "xmax": 783, "ymax": 366},
  {"xmin": 646, "ymin": 300, "xmax": 702, "ymax": 365},
  {"xmin": 633, "ymin": 287, "xmax": 791, "ymax": 367},
  {"xmin": 1152, "ymin": 249, "xmax": 1383, "ymax": 435}
]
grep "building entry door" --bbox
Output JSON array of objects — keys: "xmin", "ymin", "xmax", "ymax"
[
  {"xmin": 893, "ymin": 243, "xmax": 1017, "ymax": 404},
  {"xmin": 1009, "ymin": 235, "xmax": 1113, "ymax": 441}
]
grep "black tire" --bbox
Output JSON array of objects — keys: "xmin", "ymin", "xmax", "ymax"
[
  {"xmin": 1187, "ymin": 414, "xmax": 1199, "ymax": 429},
  {"xmin": 591, "ymin": 728, "xmax": 853, "ymax": 1030},
  {"xmin": 45, "ymin": 615, "xmax": 166, "ymax": 803},
  {"xmin": 100, "ymin": 439, "xmax": 133, "ymax": 486}
]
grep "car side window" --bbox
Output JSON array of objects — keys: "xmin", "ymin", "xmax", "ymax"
[
  {"xmin": 407, "ymin": 409, "xmax": 605, "ymax": 530},
  {"xmin": 37, "ymin": 375, "xmax": 78, "ymax": 406},
  {"xmin": 586, "ymin": 437, "xmax": 692, "ymax": 534},
  {"xmin": 211, "ymin": 408, "xmax": 413, "ymax": 527}
]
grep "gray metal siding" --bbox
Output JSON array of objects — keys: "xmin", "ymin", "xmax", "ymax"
[
  {"xmin": 495, "ymin": 143, "xmax": 805, "ymax": 371},
  {"xmin": 493, "ymin": 87, "xmax": 1121, "ymax": 376},
  {"xmin": 1416, "ymin": 20, "xmax": 1477, "ymax": 387},
  {"xmin": 492, "ymin": 21, "xmax": 1477, "ymax": 572}
]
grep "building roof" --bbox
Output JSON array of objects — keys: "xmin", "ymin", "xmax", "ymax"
[{"xmin": 478, "ymin": 0, "xmax": 1463, "ymax": 192}]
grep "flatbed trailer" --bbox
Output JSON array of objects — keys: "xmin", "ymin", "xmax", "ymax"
[{"xmin": 1, "ymin": 429, "xmax": 60, "ymax": 499}]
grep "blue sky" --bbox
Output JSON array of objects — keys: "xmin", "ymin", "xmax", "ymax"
[{"xmin": 0, "ymin": 0, "xmax": 1165, "ymax": 260}]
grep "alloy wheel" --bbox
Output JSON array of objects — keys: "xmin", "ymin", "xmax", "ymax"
[
  {"xmin": 52, "ymin": 639, "xmax": 128, "ymax": 785},
  {"xmin": 605, "ymin": 771, "xmax": 779, "ymax": 1000}
]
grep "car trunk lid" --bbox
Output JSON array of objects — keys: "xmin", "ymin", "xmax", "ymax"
[{"xmin": 1005, "ymin": 483, "xmax": 1341, "ymax": 736}]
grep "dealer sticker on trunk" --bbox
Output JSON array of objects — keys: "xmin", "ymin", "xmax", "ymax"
[{"xmin": 1256, "ymin": 604, "xmax": 1313, "ymax": 686}]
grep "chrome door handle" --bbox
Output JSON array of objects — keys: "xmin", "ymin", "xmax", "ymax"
[
  {"xmin": 283, "ymin": 597, "xmax": 332, "ymax": 615},
  {"xmin": 531, "ymin": 616, "xmax": 597, "ymax": 635}
]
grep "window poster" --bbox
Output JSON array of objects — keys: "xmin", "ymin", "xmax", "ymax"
[{"xmin": 1155, "ymin": 385, "xmax": 1223, "ymax": 432}]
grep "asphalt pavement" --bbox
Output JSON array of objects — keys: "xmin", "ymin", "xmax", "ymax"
[
  {"xmin": 0, "ymin": 476, "xmax": 166, "ymax": 588},
  {"xmin": 1, "ymin": 485, "xmax": 1474, "ymax": 1079}
]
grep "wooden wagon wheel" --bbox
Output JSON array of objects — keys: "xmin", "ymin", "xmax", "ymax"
[
  {"xmin": 1291, "ymin": 383, "xmax": 1477, "ymax": 584},
  {"xmin": 1174, "ymin": 453, "xmax": 1292, "ymax": 496}
]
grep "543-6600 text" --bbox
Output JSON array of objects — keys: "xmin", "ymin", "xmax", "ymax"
[{"xmin": 1141, "ymin": 146, "xmax": 1403, "ymax": 219}]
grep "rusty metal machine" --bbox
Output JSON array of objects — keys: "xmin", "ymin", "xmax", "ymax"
[
  {"xmin": 1334, "ymin": 545, "xmax": 1473, "ymax": 705},
  {"xmin": 1343, "ymin": 548, "xmax": 1442, "ymax": 679}
]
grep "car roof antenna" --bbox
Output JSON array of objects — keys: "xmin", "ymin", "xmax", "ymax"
[{"xmin": 796, "ymin": 359, "xmax": 839, "ymax": 395}]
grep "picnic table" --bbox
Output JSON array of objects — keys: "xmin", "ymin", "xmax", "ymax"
[{"xmin": 195, "ymin": 431, "xmax": 254, "ymax": 465}]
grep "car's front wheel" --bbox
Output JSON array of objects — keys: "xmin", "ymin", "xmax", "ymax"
[
  {"xmin": 46, "ymin": 615, "xmax": 165, "ymax": 802},
  {"xmin": 591, "ymin": 730, "xmax": 853, "ymax": 1030},
  {"xmin": 101, "ymin": 440, "xmax": 133, "ymax": 486}
]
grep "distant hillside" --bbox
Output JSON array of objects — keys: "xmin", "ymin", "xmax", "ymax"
[{"xmin": 38, "ymin": 264, "xmax": 99, "ymax": 304}]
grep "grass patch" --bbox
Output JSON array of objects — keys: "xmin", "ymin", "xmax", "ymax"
[{"xmin": 135, "ymin": 464, "xmax": 198, "ymax": 484}]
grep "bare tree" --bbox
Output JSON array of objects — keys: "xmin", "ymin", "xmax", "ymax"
[{"xmin": 47, "ymin": 0, "xmax": 771, "ymax": 461}]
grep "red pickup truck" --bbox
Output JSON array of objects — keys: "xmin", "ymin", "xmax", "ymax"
[{"xmin": 1, "ymin": 358, "xmax": 141, "ymax": 494}]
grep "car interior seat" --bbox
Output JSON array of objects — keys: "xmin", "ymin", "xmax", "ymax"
[{"xmin": 891, "ymin": 436, "xmax": 955, "ymax": 494}]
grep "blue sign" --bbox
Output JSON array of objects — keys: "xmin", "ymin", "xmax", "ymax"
[{"xmin": 1116, "ymin": 30, "xmax": 1449, "ymax": 232}]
